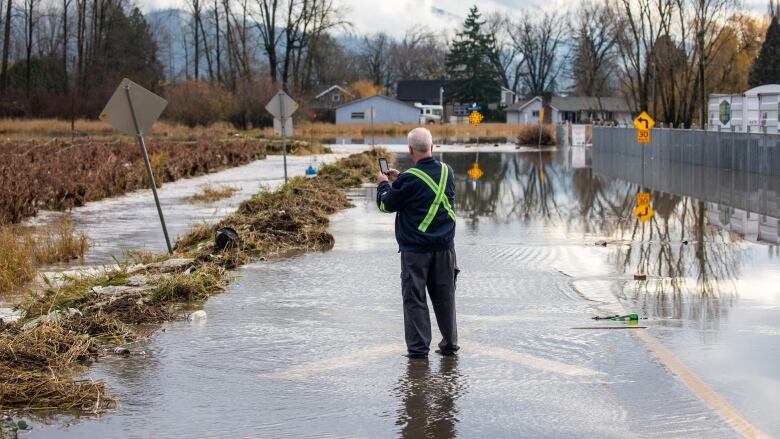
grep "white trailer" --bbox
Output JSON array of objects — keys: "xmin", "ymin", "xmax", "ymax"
[
  {"xmin": 758, "ymin": 93, "xmax": 780, "ymax": 133},
  {"xmin": 708, "ymin": 84, "xmax": 780, "ymax": 132}
]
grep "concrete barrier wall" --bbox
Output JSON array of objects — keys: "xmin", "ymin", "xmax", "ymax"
[{"xmin": 592, "ymin": 126, "xmax": 780, "ymax": 177}]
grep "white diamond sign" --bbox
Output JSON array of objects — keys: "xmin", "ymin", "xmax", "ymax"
[
  {"xmin": 99, "ymin": 78, "xmax": 167, "ymax": 136},
  {"xmin": 265, "ymin": 90, "xmax": 298, "ymax": 121}
]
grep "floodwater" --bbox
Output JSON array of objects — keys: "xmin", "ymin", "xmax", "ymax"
[
  {"xmin": 32, "ymin": 153, "xmax": 338, "ymax": 265},
  {"xmin": 27, "ymin": 146, "xmax": 780, "ymax": 438}
]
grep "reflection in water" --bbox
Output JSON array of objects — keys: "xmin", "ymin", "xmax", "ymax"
[
  {"xmin": 412, "ymin": 147, "xmax": 756, "ymax": 323},
  {"xmin": 395, "ymin": 358, "xmax": 463, "ymax": 439}
]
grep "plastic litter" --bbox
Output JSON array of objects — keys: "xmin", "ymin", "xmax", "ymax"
[{"xmin": 215, "ymin": 227, "xmax": 240, "ymax": 251}]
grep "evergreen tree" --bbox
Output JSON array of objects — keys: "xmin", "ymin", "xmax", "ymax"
[
  {"xmin": 749, "ymin": 16, "xmax": 780, "ymax": 87},
  {"xmin": 445, "ymin": 6, "xmax": 501, "ymax": 106}
]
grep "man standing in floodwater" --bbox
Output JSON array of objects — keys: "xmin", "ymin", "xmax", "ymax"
[{"xmin": 376, "ymin": 127, "xmax": 459, "ymax": 359}]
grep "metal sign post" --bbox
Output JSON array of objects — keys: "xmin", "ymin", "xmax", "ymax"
[
  {"xmin": 124, "ymin": 85, "xmax": 173, "ymax": 254},
  {"xmin": 370, "ymin": 106, "xmax": 375, "ymax": 146},
  {"xmin": 279, "ymin": 96, "xmax": 288, "ymax": 183},
  {"xmin": 99, "ymin": 78, "xmax": 171, "ymax": 254}
]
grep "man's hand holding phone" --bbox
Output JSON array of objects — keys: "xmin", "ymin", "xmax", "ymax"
[
  {"xmin": 378, "ymin": 157, "xmax": 399, "ymax": 183},
  {"xmin": 385, "ymin": 168, "xmax": 400, "ymax": 182}
]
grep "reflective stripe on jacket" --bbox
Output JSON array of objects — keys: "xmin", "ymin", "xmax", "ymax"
[{"xmin": 376, "ymin": 157, "xmax": 456, "ymax": 253}]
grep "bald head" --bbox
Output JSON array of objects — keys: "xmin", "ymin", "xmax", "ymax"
[{"xmin": 408, "ymin": 127, "xmax": 433, "ymax": 154}]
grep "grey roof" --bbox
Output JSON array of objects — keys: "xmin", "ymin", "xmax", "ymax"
[
  {"xmin": 506, "ymin": 96, "xmax": 631, "ymax": 113},
  {"xmin": 396, "ymin": 80, "xmax": 446, "ymax": 105},
  {"xmin": 506, "ymin": 99, "xmax": 532, "ymax": 112},
  {"xmin": 551, "ymin": 96, "xmax": 631, "ymax": 112},
  {"xmin": 335, "ymin": 94, "xmax": 417, "ymax": 110},
  {"xmin": 314, "ymin": 85, "xmax": 354, "ymax": 99}
]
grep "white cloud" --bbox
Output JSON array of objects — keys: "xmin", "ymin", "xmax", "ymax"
[
  {"xmin": 135, "ymin": 0, "xmax": 537, "ymax": 36},
  {"xmin": 136, "ymin": 0, "xmax": 769, "ymax": 35}
]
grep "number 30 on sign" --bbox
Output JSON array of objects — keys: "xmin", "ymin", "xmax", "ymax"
[{"xmin": 637, "ymin": 128, "xmax": 650, "ymax": 144}]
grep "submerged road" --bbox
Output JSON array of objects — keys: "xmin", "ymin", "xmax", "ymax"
[{"xmin": 28, "ymin": 147, "xmax": 779, "ymax": 438}]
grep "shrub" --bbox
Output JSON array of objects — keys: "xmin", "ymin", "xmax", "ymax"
[
  {"xmin": 516, "ymin": 124, "xmax": 556, "ymax": 146},
  {"xmin": 165, "ymin": 81, "xmax": 235, "ymax": 127},
  {"xmin": 230, "ymin": 77, "xmax": 277, "ymax": 129}
]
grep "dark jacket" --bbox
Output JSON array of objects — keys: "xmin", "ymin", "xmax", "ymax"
[{"xmin": 376, "ymin": 157, "xmax": 456, "ymax": 253}]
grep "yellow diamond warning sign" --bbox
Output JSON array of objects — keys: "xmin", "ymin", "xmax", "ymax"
[
  {"xmin": 633, "ymin": 112, "xmax": 655, "ymax": 130},
  {"xmin": 467, "ymin": 163, "xmax": 484, "ymax": 180},
  {"xmin": 633, "ymin": 191, "xmax": 654, "ymax": 223},
  {"xmin": 468, "ymin": 110, "xmax": 484, "ymax": 126},
  {"xmin": 633, "ymin": 111, "xmax": 654, "ymax": 145}
]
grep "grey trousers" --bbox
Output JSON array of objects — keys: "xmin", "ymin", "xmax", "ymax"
[{"xmin": 400, "ymin": 248, "xmax": 460, "ymax": 356}]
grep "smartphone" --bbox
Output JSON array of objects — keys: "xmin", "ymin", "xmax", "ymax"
[{"xmin": 378, "ymin": 158, "xmax": 389, "ymax": 175}]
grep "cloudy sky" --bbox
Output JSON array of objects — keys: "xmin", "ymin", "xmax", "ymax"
[{"xmin": 137, "ymin": 0, "xmax": 769, "ymax": 37}]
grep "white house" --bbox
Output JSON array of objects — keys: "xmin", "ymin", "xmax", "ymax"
[
  {"xmin": 708, "ymin": 84, "xmax": 780, "ymax": 133},
  {"xmin": 506, "ymin": 96, "xmax": 632, "ymax": 125},
  {"xmin": 335, "ymin": 95, "xmax": 420, "ymax": 125},
  {"xmin": 500, "ymin": 87, "xmax": 517, "ymax": 107}
]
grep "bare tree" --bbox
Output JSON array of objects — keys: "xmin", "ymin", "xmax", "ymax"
[
  {"xmin": 0, "ymin": 0, "xmax": 9, "ymax": 93},
  {"xmin": 187, "ymin": 0, "xmax": 203, "ymax": 80},
  {"xmin": 211, "ymin": 0, "xmax": 221, "ymax": 81},
  {"xmin": 570, "ymin": 1, "xmax": 617, "ymax": 96},
  {"xmin": 611, "ymin": 0, "xmax": 673, "ymax": 113},
  {"xmin": 359, "ymin": 32, "xmax": 391, "ymax": 87},
  {"xmin": 62, "ymin": 0, "xmax": 71, "ymax": 92},
  {"xmin": 254, "ymin": 0, "xmax": 279, "ymax": 82},
  {"xmin": 23, "ymin": 0, "xmax": 39, "ymax": 96},
  {"xmin": 390, "ymin": 26, "xmax": 445, "ymax": 81},
  {"xmin": 486, "ymin": 12, "xmax": 524, "ymax": 95},
  {"xmin": 511, "ymin": 11, "xmax": 567, "ymax": 97},
  {"xmin": 689, "ymin": 0, "xmax": 735, "ymax": 125}
]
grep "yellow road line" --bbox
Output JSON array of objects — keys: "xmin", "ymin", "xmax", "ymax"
[{"xmin": 634, "ymin": 330, "xmax": 769, "ymax": 439}]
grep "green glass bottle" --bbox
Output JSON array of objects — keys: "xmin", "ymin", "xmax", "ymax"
[{"xmin": 609, "ymin": 313, "xmax": 639, "ymax": 322}]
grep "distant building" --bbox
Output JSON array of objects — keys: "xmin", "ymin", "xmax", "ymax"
[
  {"xmin": 308, "ymin": 85, "xmax": 355, "ymax": 122},
  {"xmin": 311, "ymin": 85, "xmax": 354, "ymax": 110},
  {"xmin": 506, "ymin": 96, "xmax": 632, "ymax": 125},
  {"xmin": 500, "ymin": 87, "xmax": 517, "ymax": 107},
  {"xmin": 396, "ymin": 80, "xmax": 446, "ymax": 105},
  {"xmin": 707, "ymin": 84, "xmax": 780, "ymax": 132},
  {"xmin": 335, "ymin": 95, "xmax": 420, "ymax": 124}
]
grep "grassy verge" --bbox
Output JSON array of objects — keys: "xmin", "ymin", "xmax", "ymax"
[{"xmin": 0, "ymin": 147, "xmax": 388, "ymax": 417}]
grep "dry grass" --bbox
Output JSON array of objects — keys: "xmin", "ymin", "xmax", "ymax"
[
  {"xmin": 264, "ymin": 138, "xmax": 332, "ymax": 155},
  {"xmin": 0, "ymin": 227, "xmax": 35, "ymax": 295},
  {"xmin": 0, "ymin": 217, "xmax": 89, "ymax": 295},
  {"xmin": 0, "ymin": 138, "xmax": 267, "ymax": 224},
  {"xmin": 0, "ymin": 118, "xmax": 234, "ymax": 138},
  {"xmin": 186, "ymin": 184, "xmax": 240, "ymax": 204},
  {"xmin": 0, "ymin": 323, "xmax": 115, "ymax": 412},
  {"xmin": 292, "ymin": 122, "xmax": 542, "ymax": 139},
  {"xmin": 23, "ymin": 267, "xmax": 129, "ymax": 318},
  {"xmin": 0, "ymin": 118, "xmax": 554, "ymax": 144},
  {"xmin": 149, "ymin": 264, "xmax": 226, "ymax": 303},
  {"xmin": 27, "ymin": 217, "xmax": 89, "ymax": 265}
]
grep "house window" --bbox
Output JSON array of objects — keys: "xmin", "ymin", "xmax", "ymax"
[
  {"xmin": 532, "ymin": 110, "xmax": 540, "ymax": 117},
  {"xmin": 351, "ymin": 112, "xmax": 365, "ymax": 119},
  {"xmin": 332, "ymin": 93, "xmax": 341, "ymax": 102}
]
